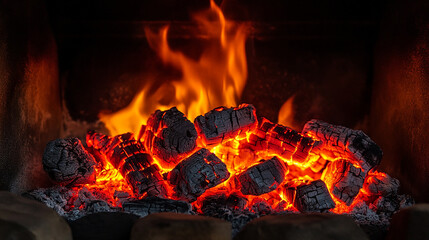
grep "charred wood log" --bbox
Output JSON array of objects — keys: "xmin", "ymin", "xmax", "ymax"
[
  {"xmin": 126, "ymin": 165, "xmax": 167, "ymax": 198},
  {"xmin": 122, "ymin": 197, "xmax": 193, "ymax": 218},
  {"xmin": 372, "ymin": 195, "xmax": 401, "ymax": 216},
  {"xmin": 168, "ymin": 148, "xmax": 230, "ymax": 202},
  {"xmin": 86, "ymin": 131, "xmax": 167, "ymax": 198},
  {"xmin": 86, "ymin": 131, "xmax": 134, "ymax": 168},
  {"xmin": 235, "ymin": 156, "xmax": 288, "ymax": 196},
  {"xmin": 43, "ymin": 138, "xmax": 96, "ymax": 186},
  {"xmin": 195, "ymin": 104, "xmax": 257, "ymax": 145},
  {"xmin": 201, "ymin": 193, "xmax": 248, "ymax": 212},
  {"xmin": 113, "ymin": 191, "xmax": 132, "ymax": 205},
  {"xmin": 243, "ymin": 118, "xmax": 321, "ymax": 165},
  {"xmin": 143, "ymin": 107, "xmax": 198, "ymax": 169},
  {"xmin": 322, "ymin": 160, "xmax": 366, "ymax": 205},
  {"xmin": 200, "ymin": 197, "xmax": 258, "ymax": 237},
  {"xmin": 285, "ymin": 180, "xmax": 335, "ymax": 213},
  {"xmin": 363, "ymin": 172, "xmax": 400, "ymax": 197},
  {"xmin": 302, "ymin": 119, "xmax": 383, "ymax": 171},
  {"xmin": 250, "ymin": 200, "xmax": 273, "ymax": 215}
]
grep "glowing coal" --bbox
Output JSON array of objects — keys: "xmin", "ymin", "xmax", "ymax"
[{"xmin": 31, "ymin": 104, "xmax": 413, "ymax": 224}]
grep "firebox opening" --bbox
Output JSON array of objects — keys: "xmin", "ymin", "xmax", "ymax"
[{"xmin": 0, "ymin": 0, "xmax": 428, "ymax": 239}]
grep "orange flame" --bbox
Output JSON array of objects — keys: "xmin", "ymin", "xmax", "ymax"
[
  {"xmin": 278, "ymin": 95, "xmax": 296, "ymax": 129},
  {"xmin": 100, "ymin": 0, "xmax": 248, "ymax": 135},
  {"xmin": 84, "ymin": 161, "xmax": 132, "ymax": 207}
]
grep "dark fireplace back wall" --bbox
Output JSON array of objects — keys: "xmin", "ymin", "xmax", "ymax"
[{"xmin": 0, "ymin": 0, "xmax": 428, "ymax": 202}]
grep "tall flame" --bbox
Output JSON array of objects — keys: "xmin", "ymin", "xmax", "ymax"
[{"xmin": 100, "ymin": 0, "xmax": 248, "ymax": 135}]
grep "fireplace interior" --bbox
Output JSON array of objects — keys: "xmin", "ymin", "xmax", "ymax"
[{"xmin": 0, "ymin": 0, "xmax": 428, "ymax": 239}]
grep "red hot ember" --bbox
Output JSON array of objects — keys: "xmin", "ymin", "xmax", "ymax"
[
  {"xmin": 242, "ymin": 117, "xmax": 320, "ymax": 166},
  {"xmin": 142, "ymin": 107, "xmax": 198, "ymax": 169},
  {"xmin": 195, "ymin": 104, "xmax": 257, "ymax": 146},
  {"xmin": 235, "ymin": 156, "xmax": 288, "ymax": 196},
  {"xmin": 285, "ymin": 180, "xmax": 336, "ymax": 213},
  {"xmin": 168, "ymin": 148, "xmax": 230, "ymax": 202},
  {"xmin": 38, "ymin": 103, "xmax": 410, "ymax": 218},
  {"xmin": 86, "ymin": 131, "xmax": 167, "ymax": 198}
]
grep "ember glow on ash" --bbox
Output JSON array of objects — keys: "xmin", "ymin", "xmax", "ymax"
[{"xmin": 74, "ymin": 1, "xmax": 395, "ymax": 215}]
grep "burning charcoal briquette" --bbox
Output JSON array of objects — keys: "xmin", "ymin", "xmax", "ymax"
[
  {"xmin": 200, "ymin": 193, "xmax": 248, "ymax": 211},
  {"xmin": 243, "ymin": 117, "xmax": 320, "ymax": 165},
  {"xmin": 126, "ymin": 165, "xmax": 167, "ymax": 198},
  {"xmin": 372, "ymin": 195, "xmax": 401, "ymax": 216},
  {"xmin": 250, "ymin": 200, "xmax": 273, "ymax": 215},
  {"xmin": 195, "ymin": 104, "xmax": 257, "ymax": 145},
  {"xmin": 87, "ymin": 131, "xmax": 167, "ymax": 198},
  {"xmin": 168, "ymin": 148, "xmax": 230, "ymax": 202},
  {"xmin": 43, "ymin": 138, "xmax": 96, "ymax": 186},
  {"xmin": 236, "ymin": 156, "xmax": 288, "ymax": 196},
  {"xmin": 322, "ymin": 160, "xmax": 366, "ymax": 205},
  {"xmin": 143, "ymin": 107, "xmax": 198, "ymax": 169},
  {"xmin": 285, "ymin": 180, "xmax": 335, "ymax": 213},
  {"xmin": 303, "ymin": 119, "xmax": 383, "ymax": 171},
  {"xmin": 201, "ymin": 196, "xmax": 258, "ymax": 237},
  {"xmin": 122, "ymin": 197, "xmax": 193, "ymax": 218},
  {"xmin": 363, "ymin": 172, "xmax": 400, "ymax": 197}
]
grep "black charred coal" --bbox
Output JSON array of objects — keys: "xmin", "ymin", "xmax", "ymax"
[
  {"xmin": 43, "ymin": 138, "xmax": 96, "ymax": 186},
  {"xmin": 87, "ymin": 132, "xmax": 142, "ymax": 171},
  {"xmin": 225, "ymin": 194, "xmax": 248, "ymax": 210},
  {"xmin": 322, "ymin": 160, "xmax": 366, "ymax": 205},
  {"xmin": 250, "ymin": 200, "xmax": 273, "ymax": 215},
  {"xmin": 200, "ymin": 194, "xmax": 248, "ymax": 212},
  {"xmin": 236, "ymin": 156, "xmax": 287, "ymax": 196},
  {"xmin": 367, "ymin": 192, "xmax": 414, "ymax": 219},
  {"xmin": 115, "ymin": 140, "xmax": 152, "ymax": 176},
  {"xmin": 285, "ymin": 180, "xmax": 335, "ymax": 213},
  {"xmin": 195, "ymin": 104, "xmax": 257, "ymax": 145},
  {"xmin": 126, "ymin": 165, "xmax": 167, "ymax": 198},
  {"xmin": 201, "ymin": 195, "xmax": 258, "ymax": 237},
  {"xmin": 203, "ymin": 207, "xmax": 257, "ymax": 237},
  {"xmin": 87, "ymin": 131, "xmax": 168, "ymax": 198},
  {"xmin": 122, "ymin": 197, "xmax": 193, "ymax": 218},
  {"xmin": 303, "ymin": 119, "xmax": 383, "ymax": 171},
  {"xmin": 372, "ymin": 196, "xmax": 401, "ymax": 217},
  {"xmin": 86, "ymin": 131, "xmax": 119, "ymax": 167},
  {"xmin": 363, "ymin": 173, "xmax": 400, "ymax": 197},
  {"xmin": 244, "ymin": 118, "xmax": 320, "ymax": 164},
  {"xmin": 143, "ymin": 107, "xmax": 198, "ymax": 168},
  {"xmin": 168, "ymin": 148, "xmax": 230, "ymax": 202},
  {"xmin": 398, "ymin": 194, "xmax": 415, "ymax": 209},
  {"xmin": 113, "ymin": 191, "xmax": 133, "ymax": 206}
]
